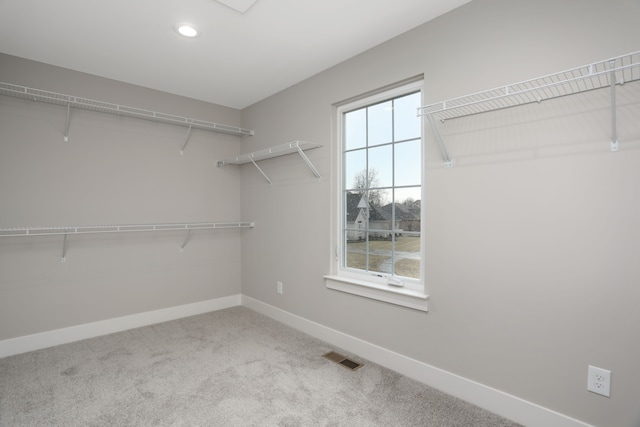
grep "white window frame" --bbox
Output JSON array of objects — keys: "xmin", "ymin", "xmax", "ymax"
[{"xmin": 325, "ymin": 79, "xmax": 428, "ymax": 312}]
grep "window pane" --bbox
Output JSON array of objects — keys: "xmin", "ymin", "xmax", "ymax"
[
  {"xmin": 368, "ymin": 188, "xmax": 391, "ymax": 214},
  {"xmin": 345, "ymin": 230, "xmax": 367, "ymax": 270},
  {"xmin": 345, "ymin": 191, "xmax": 370, "ymax": 230},
  {"xmin": 394, "ymin": 140, "xmax": 421, "ymax": 187},
  {"xmin": 344, "ymin": 108, "xmax": 366, "ymax": 150},
  {"xmin": 394, "ymin": 92, "xmax": 421, "ymax": 141},
  {"xmin": 368, "ymin": 246, "xmax": 391, "ymax": 275},
  {"xmin": 368, "ymin": 145, "xmax": 392, "ymax": 188},
  {"xmin": 367, "ymin": 101, "xmax": 392, "ymax": 147},
  {"xmin": 345, "ymin": 191, "xmax": 358, "ymax": 227},
  {"xmin": 366, "ymin": 231, "xmax": 393, "ymax": 276},
  {"xmin": 389, "ymin": 188, "xmax": 422, "ymax": 279},
  {"xmin": 393, "ymin": 233, "xmax": 421, "ymax": 279},
  {"xmin": 394, "ymin": 187, "xmax": 421, "ymax": 205},
  {"xmin": 344, "ymin": 149, "xmax": 366, "ymax": 191}
]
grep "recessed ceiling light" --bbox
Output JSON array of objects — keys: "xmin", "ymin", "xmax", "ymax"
[{"xmin": 176, "ymin": 24, "xmax": 199, "ymax": 38}]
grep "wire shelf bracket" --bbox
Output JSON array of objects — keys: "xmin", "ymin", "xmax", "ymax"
[
  {"xmin": 0, "ymin": 82, "xmax": 255, "ymax": 144},
  {"xmin": 425, "ymin": 114, "xmax": 452, "ymax": 168},
  {"xmin": 217, "ymin": 141, "xmax": 323, "ymax": 184},
  {"xmin": 609, "ymin": 65, "xmax": 619, "ymax": 152},
  {"xmin": 180, "ymin": 124, "xmax": 193, "ymax": 155},
  {"xmin": 418, "ymin": 51, "xmax": 640, "ymax": 166},
  {"xmin": 64, "ymin": 102, "xmax": 71, "ymax": 142},
  {"xmin": 0, "ymin": 222, "xmax": 255, "ymax": 261},
  {"xmin": 180, "ymin": 229, "xmax": 192, "ymax": 253},
  {"xmin": 61, "ymin": 233, "xmax": 69, "ymax": 262}
]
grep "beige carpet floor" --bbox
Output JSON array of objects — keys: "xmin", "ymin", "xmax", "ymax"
[{"xmin": 0, "ymin": 306, "xmax": 522, "ymax": 426}]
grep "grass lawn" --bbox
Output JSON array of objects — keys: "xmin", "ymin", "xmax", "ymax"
[
  {"xmin": 346, "ymin": 236, "xmax": 420, "ymax": 278},
  {"xmin": 347, "ymin": 236, "xmax": 420, "ymax": 252},
  {"xmin": 346, "ymin": 253, "xmax": 388, "ymax": 273},
  {"xmin": 394, "ymin": 258, "xmax": 420, "ymax": 278}
]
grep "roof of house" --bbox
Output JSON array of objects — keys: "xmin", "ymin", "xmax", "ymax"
[
  {"xmin": 346, "ymin": 193, "xmax": 385, "ymax": 222},
  {"xmin": 376, "ymin": 203, "xmax": 421, "ymax": 222},
  {"xmin": 346, "ymin": 192, "xmax": 420, "ymax": 222}
]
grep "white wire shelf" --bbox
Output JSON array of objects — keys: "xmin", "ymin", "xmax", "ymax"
[
  {"xmin": 217, "ymin": 141, "xmax": 323, "ymax": 184},
  {"xmin": 419, "ymin": 51, "xmax": 640, "ymax": 121},
  {"xmin": 0, "ymin": 222, "xmax": 255, "ymax": 237},
  {"xmin": 0, "ymin": 82, "xmax": 255, "ymax": 140},
  {"xmin": 419, "ymin": 51, "xmax": 640, "ymax": 167},
  {"xmin": 218, "ymin": 141, "xmax": 322, "ymax": 165},
  {"xmin": 0, "ymin": 222, "xmax": 255, "ymax": 261}
]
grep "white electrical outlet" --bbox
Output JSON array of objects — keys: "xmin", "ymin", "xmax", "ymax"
[
  {"xmin": 587, "ymin": 365, "xmax": 611, "ymax": 397},
  {"xmin": 276, "ymin": 281, "xmax": 283, "ymax": 295}
]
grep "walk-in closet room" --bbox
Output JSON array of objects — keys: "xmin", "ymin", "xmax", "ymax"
[{"xmin": 1, "ymin": 1, "xmax": 639, "ymax": 426}]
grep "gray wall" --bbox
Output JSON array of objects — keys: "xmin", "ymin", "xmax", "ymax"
[
  {"xmin": 240, "ymin": 1, "xmax": 640, "ymax": 426},
  {"xmin": 0, "ymin": 54, "xmax": 246, "ymax": 339}
]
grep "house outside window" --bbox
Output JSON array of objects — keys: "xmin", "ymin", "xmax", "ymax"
[{"xmin": 326, "ymin": 79, "xmax": 428, "ymax": 311}]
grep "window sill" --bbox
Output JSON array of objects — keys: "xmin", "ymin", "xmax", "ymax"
[{"xmin": 324, "ymin": 275, "xmax": 428, "ymax": 312}]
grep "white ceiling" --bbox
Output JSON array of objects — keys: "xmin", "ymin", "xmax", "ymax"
[{"xmin": 0, "ymin": 0, "xmax": 470, "ymax": 109}]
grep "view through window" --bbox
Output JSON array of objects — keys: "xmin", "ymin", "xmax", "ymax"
[{"xmin": 342, "ymin": 86, "xmax": 422, "ymax": 284}]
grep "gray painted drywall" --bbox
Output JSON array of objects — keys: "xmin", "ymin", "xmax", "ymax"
[
  {"xmin": 239, "ymin": 1, "xmax": 640, "ymax": 426},
  {"xmin": 0, "ymin": 54, "xmax": 246, "ymax": 339}
]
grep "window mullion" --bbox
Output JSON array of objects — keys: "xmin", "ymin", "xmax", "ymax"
[
  {"xmin": 364, "ymin": 105, "xmax": 369, "ymax": 273},
  {"xmin": 390, "ymin": 98, "xmax": 396, "ymax": 277}
]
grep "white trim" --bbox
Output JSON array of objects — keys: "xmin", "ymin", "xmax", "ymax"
[
  {"xmin": 0, "ymin": 294, "xmax": 241, "ymax": 358},
  {"xmin": 324, "ymin": 274, "xmax": 428, "ymax": 312},
  {"xmin": 332, "ymin": 80, "xmax": 428, "ymax": 308},
  {"xmin": 241, "ymin": 295, "xmax": 594, "ymax": 427}
]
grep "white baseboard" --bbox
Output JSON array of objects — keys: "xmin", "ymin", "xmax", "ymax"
[
  {"xmin": 0, "ymin": 294, "xmax": 241, "ymax": 358},
  {"xmin": 241, "ymin": 295, "xmax": 593, "ymax": 427},
  {"xmin": 0, "ymin": 293, "xmax": 594, "ymax": 427}
]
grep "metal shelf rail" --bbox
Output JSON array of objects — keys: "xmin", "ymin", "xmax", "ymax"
[
  {"xmin": 419, "ymin": 51, "xmax": 640, "ymax": 167},
  {"xmin": 0, "ymin": 82, "xmax": 255, "ymax": 148},
  {"xmin": 217, "ymin": 141, "xmax": 323, "ymax": 184},
  {"xmin": 0, "ymin": 221, "xmax": 255, "ymax": 261}
]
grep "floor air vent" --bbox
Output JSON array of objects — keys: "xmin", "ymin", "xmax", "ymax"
[{"xmin": 322, "ymin": 351, "xmax": 363, "ymax": 371}]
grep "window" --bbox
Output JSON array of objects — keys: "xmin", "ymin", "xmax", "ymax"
[{"xmin": 325, "ymin": 79, "xmax": 428, "ymax": 311}]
